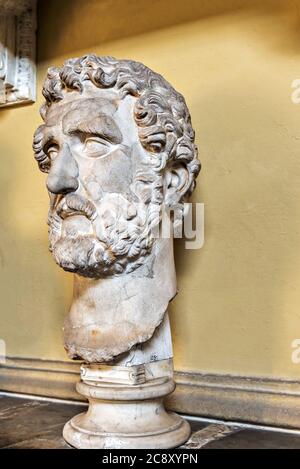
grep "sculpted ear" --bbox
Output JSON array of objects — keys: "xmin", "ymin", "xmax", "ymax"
[{"xmin": 164, "ymin": 163, "xmax": 190, "ymax": 207}]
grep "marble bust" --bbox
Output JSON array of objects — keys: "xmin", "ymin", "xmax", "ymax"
[{"xmin": 33, "ymin": 55, "xmax": 200, "ymax": 449}]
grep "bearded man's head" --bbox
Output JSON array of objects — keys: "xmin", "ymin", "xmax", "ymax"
[{"xmin": 33, "ymin": 55, "xmax": 200, "ymax": 278}]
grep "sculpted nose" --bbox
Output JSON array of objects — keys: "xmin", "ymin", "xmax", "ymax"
[{"xmin": 46, "ymin": 143, "xmax": 79, "ymax": 195}]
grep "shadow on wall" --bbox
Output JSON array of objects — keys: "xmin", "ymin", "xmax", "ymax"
[
  {"xmin": 173, "ymin": 105, "xmax": 300, "ymax": 375},
  {"xmin": 37, "ymin": 0, "xmax": 298, "ymax": 62},
  {"xmin": 167, "ymin": 2, "xmax": 300, "ymax": 379}
]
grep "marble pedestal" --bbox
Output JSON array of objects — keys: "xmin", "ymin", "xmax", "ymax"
[
  {"xmin": 63, "ymin": 316, "xmax": 191, "ymax": 449},
  {"xmin": 63, "ymin": 371, "xmax": 190, "ymax": 449}
]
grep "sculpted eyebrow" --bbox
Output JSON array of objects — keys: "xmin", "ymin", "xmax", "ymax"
[
  {"xmin": 40, "ymin": 130, "xmax": 57, "ymax": 150},
  {"xmin": 63, "ymin": 115, "xmax": 122, "ymax": 144}
]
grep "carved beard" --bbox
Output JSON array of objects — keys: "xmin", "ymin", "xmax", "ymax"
[{"xmin": 48, "ymin": 192, "xmax": 158, "ymax": 278}]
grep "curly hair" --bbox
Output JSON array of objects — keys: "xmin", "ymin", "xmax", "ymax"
[{"xmin": 33, "ymin": 54, "xmax": 200, "ymax": 204}]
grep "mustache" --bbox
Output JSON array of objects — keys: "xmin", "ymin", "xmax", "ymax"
[{"xmin": 55, "ymin": 193, "xmax": 97, "ymax": 220}]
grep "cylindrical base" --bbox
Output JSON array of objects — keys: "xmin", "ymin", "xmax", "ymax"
[{"xmin": 63, "ymin": 378, "xmax": 190, "ymax": 449}]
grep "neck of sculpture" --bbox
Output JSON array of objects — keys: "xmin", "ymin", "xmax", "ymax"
[{"xmin": 64, "ymin": 236, "xmax": 177, "ymax": 363}]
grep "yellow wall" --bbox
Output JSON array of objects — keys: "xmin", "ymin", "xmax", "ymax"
[{"xmin": 1, "ymin": 0, "xmax": 300, "ymax": 379}]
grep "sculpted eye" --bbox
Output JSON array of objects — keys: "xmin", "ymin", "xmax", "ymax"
[
  {"xmin": 84, "ymin": 137, "xmax": 110, "ymax": 157},
  {"xmin": 46, "ymin": 144, "xmax": 59, "ymax": 161}
]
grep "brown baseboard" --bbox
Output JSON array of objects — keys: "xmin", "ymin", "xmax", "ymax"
[
  {"xmin": 1, "ymin": 356, "xmax": 300, "ymax": 429},
  {"xmin": 0, "ymin": 356, "xmax": 82, "ymax": 401},
  {"xmin": 168, "ymin": 371, "xmax": 300, "ymax": 429}
]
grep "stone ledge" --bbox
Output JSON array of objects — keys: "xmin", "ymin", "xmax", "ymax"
[{"xmin": 1, "ymin": 356, "xmax": 300, "ymax": 429}]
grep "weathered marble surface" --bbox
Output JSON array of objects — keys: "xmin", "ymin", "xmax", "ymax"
[
  {"xmin": 0, "ymin": 0, "xmax": 31, "ymax": 14},
  {"xmin": 33, "ymin": 55, "xmax": 200, "ymax": 448},
  {"xmin": 33, "ymin": 55, "xmax": 200, "ymax": 363},
  {"xmin": 0, "ymin": 0, "xmax": 36, "ymax": 107},
  {"xmin": 64, "ymin": 238, "xmax": 176, "ymax": 362}
]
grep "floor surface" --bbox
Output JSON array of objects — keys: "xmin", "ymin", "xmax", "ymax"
[{"xmin": 1, "ymin": 394, "xmax": 300, "ymax": 449}]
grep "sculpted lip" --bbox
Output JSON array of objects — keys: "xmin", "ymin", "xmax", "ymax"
[
  {"xmin": 56, "ymin": 193, "xmax": 97, "ymax": 220},
  {"xmin": 59, "ymin": 209, "xmax": 89, "ymax": 220}
]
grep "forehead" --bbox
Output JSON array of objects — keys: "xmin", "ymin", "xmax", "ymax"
[
  {"xmin": 42, "ymin": 87, "xmax": 138, "ymax": 145},
  {"xmin": 45, "ymin": 96, "xmax": 118, "ymax": 127}
]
